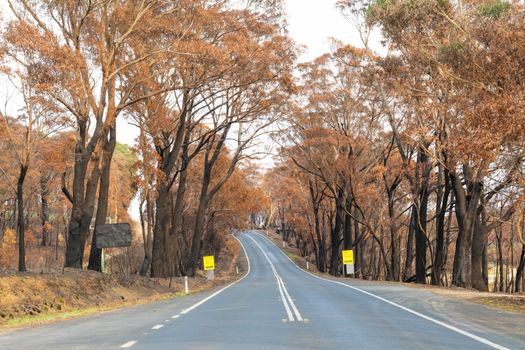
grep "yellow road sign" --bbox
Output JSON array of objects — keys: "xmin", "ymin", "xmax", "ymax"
[
  {"xmin": 203, "ymin": 255, "xmax": 215, "ymax": 271},
  {"xmin": 342, "ymin": 250, "xmax": 354, "ymax": 265}
]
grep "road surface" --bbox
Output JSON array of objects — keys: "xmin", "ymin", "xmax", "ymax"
[{"xmin": 0, "ymin": 230, "xmax": 523, "ymax": 349}]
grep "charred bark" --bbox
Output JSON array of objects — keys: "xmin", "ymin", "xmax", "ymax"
[
  {"xmin": 17, "ymin": 164, "xmax": 28, "ymax": 272},
  {"xmin": 88, "ymin": 125, "xmax": 116, "ymax": 272}
]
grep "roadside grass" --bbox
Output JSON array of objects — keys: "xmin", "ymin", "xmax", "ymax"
[
  {"xmin": 0, "ymin": 235, "xmax": 245, "ymax": 330},
  {"xmin": 2, "ymin": 289, "xmax": 209, "ymax": 330},
  {"xmin": 472, "ymin": 296, "xmax": 525, "ymax": 313}
]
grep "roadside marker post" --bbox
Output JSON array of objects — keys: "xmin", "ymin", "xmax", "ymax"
[
  {"xmin": 236, "ymin": 265, "xmax": 239, "ymax": 275},
  {"xmin": 101, "ymin": 248, "xmax": 105, "ymax": 273},
  {"xmin": 342, "ymin": 250, "xmax": 355, "ymax": 277},
  {"xmin": 184, "ymin": 276, "xmax": 188, "ymax": 294},
  {"xmin": 306, "ymin": 260, "xmax": 309, "ymax": 270},
  {"xmin": 203, "ymin": 255, "xmax": 215, "ymax": 280}
]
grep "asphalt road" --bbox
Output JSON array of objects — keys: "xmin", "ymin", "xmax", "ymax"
[{"xmin": 0, "ymin": 230, "xmax": 523, "ymax": 349}]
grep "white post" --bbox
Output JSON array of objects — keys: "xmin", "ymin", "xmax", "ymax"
[
  {"xmin": 184, "ymin": 276, "xmax": 188, "ymax": 294},
  {"xmin": 282, "ymin": 241, "xmax": 285, "ymax": 248},
  {"xmin": 306, "ymin": 261, "xmax": 309, "ymax": 270},
  {"xmin": 101, "ymin": 248, "xmax": 105, "ymax": 273},
  {"xmin": 236, "ymin": 266, "xmax": 239, "ymax": 275}
]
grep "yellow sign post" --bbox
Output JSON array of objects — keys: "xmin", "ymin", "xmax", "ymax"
[
  {"xmin": 342, "ymin": 250, "xmax": 354, "ymax": 265},
  {"xmin": 203, "ymin": 255, "xmax": 215, "ymax": 271}
]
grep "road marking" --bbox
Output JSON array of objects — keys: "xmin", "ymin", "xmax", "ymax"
[
  {"xmin": 275, "ymin": 268, "xmax": 294, "ymax": 321},
  {"xmin": 120, "ymin": 340, "xmax": 137, "ymax": 348},
  {"xmin": 179, "ymin": 235, "xmax": 251, "ymax": 315},
  {"xmin": 254, "ymin": 231, "xmax": 511, "ymax": 350},
  {"xmin": 172, "ymin": 315, "xmax": 180, "ymax": 319},
  {"xmin": 246, "ymin": 235, "xmax": 304, "ymax": 322},
  {"xmin": 151, "ymin": 324, "xmax": 164, "ymax": 330},
  {"xmin": 277, "ymin": 274, "xmax": 303, "ymax": 321}
]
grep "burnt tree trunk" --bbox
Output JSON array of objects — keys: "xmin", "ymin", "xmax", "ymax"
[
  {"xmin": 386, "ymin": 178, "xmax": 401, "ymax": 281},
  {"xmin": 402, "ymin": 206, "xmax": 416, "ymax": 282},
  {"xmin": 40, "ymin": 176, "xmax": 50, "ymax": 247},
  {"xmin": 329, "ymin": 191, "xmax": 344, "ymax": 276},
  {"xmin": 355, "ymin": 205, "xmax": 362, "ymax": 278},
  {"xmin": 64, "ymin": 120, "xmax": 104, "ymax": 268},
  {"xmin": 451, "ymin": 168, "xmax": 483, "ymax": 288},
  {"xmin": 432, "ymin": 168, "xmax": 451, "ymax": 285},
  {"xmin": 188, "ymin": 173, "xmax": 211, "ymax": 276},
  {"xmin": 415, "ymin": 149, "xmax": 430, "ymax": 284},
  {"xmin": 151, "ymin": 181, "xmax": 171, "ymax": 277},
  {"xmin": 89, "ymin": 125, "xmax": 116, "ymax": 272},
  {"xmin": 168, "ymin": 146, "xmax": 189, "ymax": 276},
  {"xmin": 309, "ymin": 180, "xmax": 326, "ymax": 273},
  {"xmin": 17, "ymin": 164, "xmax": 28, "ymax": 272},
  {"xmin": 515, "ymin": 244, "xmax": 525, "ymax": 293}
]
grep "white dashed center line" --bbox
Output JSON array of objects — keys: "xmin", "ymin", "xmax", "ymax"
[{"xmin": 151, "ymin": 324, "xmax": 164, "ymax": 330}]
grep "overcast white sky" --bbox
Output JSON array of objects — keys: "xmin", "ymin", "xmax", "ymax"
[{"xmin": 285, "ymin": 0, "xmax": 362, "ymax": 62}]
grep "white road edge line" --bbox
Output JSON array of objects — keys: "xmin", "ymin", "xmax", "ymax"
[
  {"xmin": 179, "ymin": 235, "xmax": 251, "ymax": 315},
  {"xmin": 171, "ymin": 315, "xmax": 180, "ymax": 319},
  {"xmin": 120, "ymin": 340, "xmax": 138, "ymax": 348},
  {"xmin": 151, "ymin": 324, "xmax": 164, "ymax": 330},
  {"xmin": 253, "ymin": 231, "xmax": 510, "ymax": 350},
  {"xmin": 247, "ymin": 235, "xmax": 303, "ymax": 322}
]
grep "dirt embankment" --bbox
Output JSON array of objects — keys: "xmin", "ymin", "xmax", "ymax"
[
  {"xmin": 0, "ymin": 234, "xmax": 246, "ymax": 328},
  {"xmin": 264, "ymin": 229, "xmax": 525, "ymax": 314}
]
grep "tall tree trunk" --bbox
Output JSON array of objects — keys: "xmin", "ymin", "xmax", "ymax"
[
  {"xmin": 187, "ymin": 166, "xmax": 212, "ymax": 276},
  {"xmin": 451, "ymin": 169, "xmax": 483, "ymax": 288},
  {"xmin": 17, "ymin": 164, "xmax": 28, "ymax": 272},
  {"xmin": 151, "ymin": 181, "xmax": 171, "ymax": 277},
  {"xmin": 497, "ymin": 227, "xmax": 504, "ymax": 292},
  {"xmin": 471, "ymin": 214, "xmax": 488, "ymax": 291},
  {"xmin": 387, "ymin": 187, "xmax": 398, "ymax": 281},
  {"xmin": 403, "ymin": 205, "xmax": 416, "ymax": 281},
  {"xmin": 40, "ymin": 176, "xmax": 50, "ymax": 247},
  {"xmin": 415, "ymin": 149, "xmax": 430, "ymax": 284},
  {"xmin": 64, "ymin": 138, "xmax": 103, "ymax": 268},
  {"xmin": 140, "ymin": 193, "xmax": 155, "ymax": 276},
  {"xmin": 89, "ymin": 125, "xmax": 116, "ymax": 271},
  {"xmin": 168, "ymin": 154, "xmax": 189, "ymax": 276},
  {"xmin": 343, "ymin": 198, "xmax": 353, "ymax": 251},
  {"xmin": 309, "ymin": 181, "xmax": 325, "ymax": 273},
  {"xmin": 354, "ymin": 205, "xmax": 362, "ymax": 278},
  {"xmin": 432, "ymin": 168, "xmax": 451, "ymax": 285},
  {"xmin": 329, "ymin": 191, "xmax": 344, "ymax": 276},
  {"xmin": 515, "ymin": 244, "xmax": 525, "ymax": 293},
  {"xmin": 343, "ymin": 197, "xmax": 353, "ymax": 277}
]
